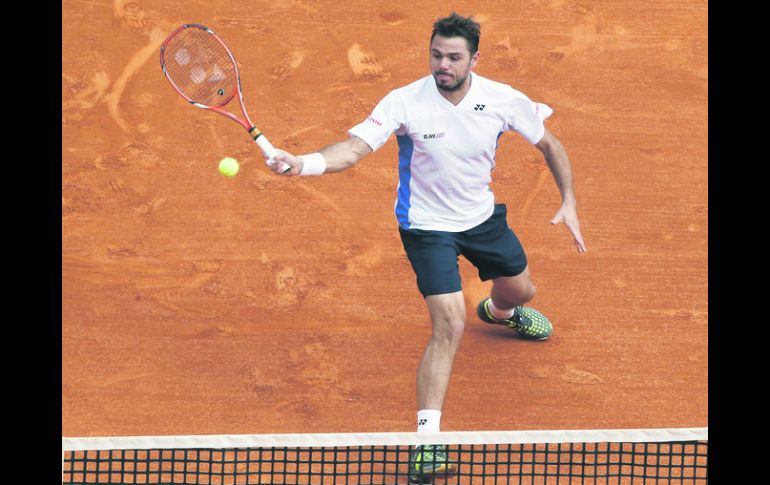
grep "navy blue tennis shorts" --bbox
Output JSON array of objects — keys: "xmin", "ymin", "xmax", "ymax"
[{"xmin": 398, "ymin": 203, "xmax": 528, "ymax": 297}]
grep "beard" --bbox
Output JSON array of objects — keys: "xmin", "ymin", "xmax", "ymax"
[{"xmin": 434, "ymin": 71, "xmax": 468, "ymax": 92}]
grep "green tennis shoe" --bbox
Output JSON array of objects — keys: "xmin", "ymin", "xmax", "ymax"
[
  {"xmin": 408, "ymin": 444, "xmax": 457, "ymax": 484},
  {"xmin": 476, "ymin": 298, "xmax": 553, "ymax": 340}
]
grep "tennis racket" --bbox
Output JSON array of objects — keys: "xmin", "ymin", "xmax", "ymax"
[{"xmin": 160, "ymin": 24, "xmax": 289, "ymax": 173}]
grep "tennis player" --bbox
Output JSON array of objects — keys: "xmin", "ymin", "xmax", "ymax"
[{"xmin": 269, "ymin": 12, "xmax": 587, "ymax": 483}]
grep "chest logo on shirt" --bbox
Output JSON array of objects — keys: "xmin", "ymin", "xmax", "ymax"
[
  {"xmin": 423, "ymin": 132, "xmax": 446, "ymax": 140},
  {"xmin": 474, "ymin": 104, "xmax": 486, "ymax": 111}
]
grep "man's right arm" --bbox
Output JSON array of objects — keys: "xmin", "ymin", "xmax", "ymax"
[{"xmin": 269, "ymin": 135, "xmax": 373, "ymax": 176}]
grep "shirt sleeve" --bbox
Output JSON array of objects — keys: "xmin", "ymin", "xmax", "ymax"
[
  {"xmin": 348, "ymin": 91, "xmax": 406, "ymax": 151},
  {"xmin": 502, "ymin": 87, "xmax": 553, "ymax": 144}
]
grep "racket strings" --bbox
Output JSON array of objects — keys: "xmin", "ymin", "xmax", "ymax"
[{"xmin": 162, "ymin": 27, "xmax": 239, "ymax": 107}]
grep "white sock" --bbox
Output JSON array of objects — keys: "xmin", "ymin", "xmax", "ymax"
[
  {"xmin": 488, "ymin": 299, "xmax": 515, "ymax": 320},
  {"xmin": 417, "ymin": 409, "xmax": 442, "ymax": 433}
]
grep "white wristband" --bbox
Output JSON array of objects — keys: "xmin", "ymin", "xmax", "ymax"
[{"xmin": 299, "ymin": 153, "xmax": 326, "ymax": 176}]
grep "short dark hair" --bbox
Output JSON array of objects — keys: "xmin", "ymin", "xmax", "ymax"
[{"xmin": 431, "ymin": 12, "xmax": 481, "ymax": 55}]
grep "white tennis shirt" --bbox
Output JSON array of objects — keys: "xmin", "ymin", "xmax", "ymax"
[{"xmin": 348, "ymin": 71, "xmax": 553, "ymax": 232}]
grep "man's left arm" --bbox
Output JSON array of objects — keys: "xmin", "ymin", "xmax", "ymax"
[{"xmin": 535, "ymin": 128, "xmax": 587, "ymax": 253}]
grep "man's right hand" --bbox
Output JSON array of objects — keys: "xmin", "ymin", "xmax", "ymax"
[{"xmin": 268, "ymin": 150, "xmax": 303, "ymax": 176}]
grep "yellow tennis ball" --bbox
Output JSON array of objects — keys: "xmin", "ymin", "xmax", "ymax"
[{"xmin": 218, "ymin": 157, "xmax": 239, "ymax": 177}]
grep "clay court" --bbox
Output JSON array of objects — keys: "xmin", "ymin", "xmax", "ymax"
[{"xmin": 62, "ymin": 0, "xmax": 707, "ymax": 438}]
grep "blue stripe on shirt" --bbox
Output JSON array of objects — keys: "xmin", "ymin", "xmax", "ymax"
[{"xmin": 395, "ymin": 135, "xmax": 414, "ymax": 229}]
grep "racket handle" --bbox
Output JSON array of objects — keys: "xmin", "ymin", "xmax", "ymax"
[{"xmin": 250, "ymin": 128, "xmax": 290, "ymax": 173}]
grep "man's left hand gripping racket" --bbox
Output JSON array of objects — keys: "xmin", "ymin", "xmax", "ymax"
[{"xmin": 160, "ymin": 24, "xmax": 289, "ymax": 173}]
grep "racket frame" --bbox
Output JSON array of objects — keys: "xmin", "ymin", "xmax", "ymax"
[{"xmin": 160, "ymin": 24, "xmax": 287, "ymax": 171}]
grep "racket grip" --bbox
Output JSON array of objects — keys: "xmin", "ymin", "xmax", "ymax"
[{"xmin": 251, "ymin": 131, "xmax": 290, "ymax": 173}]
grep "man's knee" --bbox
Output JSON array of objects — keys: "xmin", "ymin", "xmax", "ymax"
[
  {"xmin": 430, "ymin": 312, "xmax": 465, "ymax": 344},
  {"xmin": 522, "ymin": 283, "xmax": 536, "ymax": 304},
  {"xmin": 425, "ymin": 292, "xmax": 466, "ymax": 344},
  {"xmin": 492, "ymin": 275, "xmax": 537, "ymax": 307}
]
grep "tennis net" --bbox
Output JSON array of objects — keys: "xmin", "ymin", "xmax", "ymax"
[{"xmin": 62, "ymin": 427, "xmax": 707, "ymax": 484}]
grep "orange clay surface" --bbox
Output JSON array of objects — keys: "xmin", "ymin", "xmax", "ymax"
[{"xmin": 62, "ymin": 0, "xmax": 707, "ymax": 437}]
